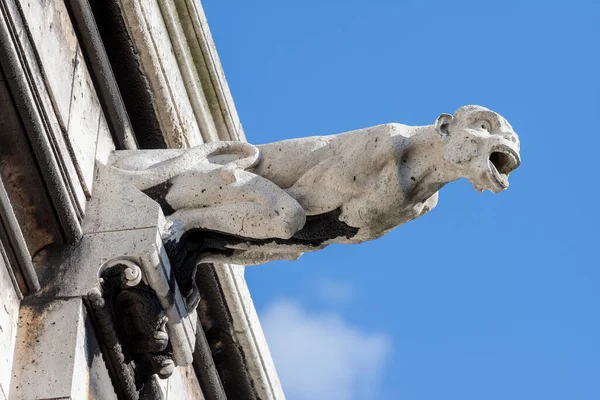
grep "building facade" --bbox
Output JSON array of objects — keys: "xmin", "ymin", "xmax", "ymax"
[{"xmin": 0, "ymin": 0, "xmax": 284, "ymax": 398}]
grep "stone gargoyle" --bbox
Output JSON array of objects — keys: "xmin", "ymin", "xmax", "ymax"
[{"xmin": 109, "ymin": 105, "xmax": 521, "ymax": 266}]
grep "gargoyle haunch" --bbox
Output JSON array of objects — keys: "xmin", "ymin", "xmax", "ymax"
[{"xmin": 110, "ymin": 105, "xmax": 521, "ymax": 266}]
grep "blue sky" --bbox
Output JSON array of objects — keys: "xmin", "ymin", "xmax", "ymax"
[{"xmin": 203, "ymin": 1, "xmax": 599, "ymax": 399}]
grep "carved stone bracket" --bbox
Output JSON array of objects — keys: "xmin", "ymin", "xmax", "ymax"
[
  {"xmin": 86, "ymin": 260, "xmax": 174, "ymax": 399},
  {"xmin": 39, "ymin": 164, "xmax": 199, "ymax": 399}
]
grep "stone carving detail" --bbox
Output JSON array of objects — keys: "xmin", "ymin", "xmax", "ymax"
[
  {"xmin": 110, "ymin": 105, "xmax": 521, "ymax": 269},
  {"xmin": 86, "ymin": 261, "xmax": 174, "ymax": 400}
]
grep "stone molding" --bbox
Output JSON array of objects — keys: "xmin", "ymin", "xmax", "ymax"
[
  {"xmin": 115, "ymin": 0, "xmax": 204, "ymax": 148},
  {"xmin": 160, "ymin": 0, "xmax": 246, "ymax": 143},
  {"xmin": 10, "ymin": 297, "xmax": 117, "ymax": 400},
  {"xmin": 0, "ymin": 0, "xmax": 84, "ymax": 241},
  {"xmin": 0, "ymin": 177, "xmax": 38, "ymax": 295}
]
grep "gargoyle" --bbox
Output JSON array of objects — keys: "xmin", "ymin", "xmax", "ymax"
[{"xmin": 110, "ymin": 105, "xmax": 521, "ymax": 266}]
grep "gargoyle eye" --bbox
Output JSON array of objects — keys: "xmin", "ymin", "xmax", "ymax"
[{"xmin": 478, "ymin": 120, "xmax": 491, "ymax": 132}]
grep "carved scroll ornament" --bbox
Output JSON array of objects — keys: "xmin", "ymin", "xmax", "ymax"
[{"xmin": 86, "ymin": 260, "xmax": 174, "ymax": 400}]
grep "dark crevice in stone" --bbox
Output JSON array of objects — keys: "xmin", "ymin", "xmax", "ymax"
[
  {"xmin": 195, "ymin": 264, "xmax": 258, "ymax": 400},
  {"xmin": 90, "ymin": 0, "xmax": 166, "ymax": 149},
  {"xmin": 164, "ymin": 207, "xmax": 358, "ymax": 312},
  {"xmin": 142, "ymin": 182, "xmax": 175, "ymax": 216}
]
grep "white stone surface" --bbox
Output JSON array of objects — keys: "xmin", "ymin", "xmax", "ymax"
[
  {"xmin": 0, "ymin": 248, "xmax": 20, "ymax": 400},
  {"xmin": 162, "ymin": 365, "xmax": 205, "ymax": 400},
  {"xmin": 11, "ymin": 298, "xmax": 79, "ymax": 399},
  {"xmin": 67, "ymin": 48, "xmax": 101, "ymax": 197},
  {"xmin": 95, "ymin": 114, "xmax": 115, "ymax": 165},
  {"xmin": 5, "ymin": 0, "xmax": 88, "ymax": 213},
  {"xmin": 18, "ymin": 0, "xmax": 78, "ymax": 129},
  {"xmin": 158, "ymin": 0, "xmax": 219, "ymax": 143},
  {"xmin": 169, "ymin": 0, "xmax": 247, "ymax": 142},
  {"xmin": 77, "ymin": 316, "xmax": 118, "ymax": 400},
  {"xmin": 109, "ymin": 105, "xmax": 520, "ymax": 265},
  {"xmin": 109, "ymin": 141, "xmax": 306, "ymax": 241},
  {"xmin": 9, "ymin": 297, "xmax": 116, "ymax": 400},
  {"xmin": 118, "ymin": 0, "xmax": 204, "ymax": 148},
  {"xmin": 214, "ymin": 263, "xmax": 286, "ymax": 399},
  {"xmin": 82, "ymin": 164, "xmax": 165, "ymax": 235},
  {"xmin": 49, "ymin": 166, "xmax": 198, "ymax": 366}
]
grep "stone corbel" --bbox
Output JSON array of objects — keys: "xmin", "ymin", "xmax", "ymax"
[
  {"xmin": 36, "ymin": 163, "xmax": 199, "ymax": 398},
  {"xmin": 86, "ymin": 259, "xmax": 174, "ymax": 399}
]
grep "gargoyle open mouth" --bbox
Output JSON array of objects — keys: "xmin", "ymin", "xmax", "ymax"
[{"xmin": 488, "ymin": 145, "xmax": 520, "ymax": 189}]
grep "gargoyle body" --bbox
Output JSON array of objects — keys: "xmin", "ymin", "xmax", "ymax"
[{"xmin": 110, "ymin": 105, "xmax": 521, "ymax": 266}]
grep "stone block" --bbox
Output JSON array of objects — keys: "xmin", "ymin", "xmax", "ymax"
[
  {"xmin": 6, "ymin": 0, "xmax": 88, "ymax": 211},
  {"xmin": 81, "ymin": 165, "xmax": 164, "ymax": 235},
  {"xmin": 95, "ymin": 114, "xmax": 115, "ymax": 166},
  {"xmin": 164, "ymin": 365, "xmax": 205, "ymax": 400},
  {"xmin": 66, "ymin": 48, "xmax": 102, "ymax": 197},
  {"xmin": 0, "ymin": 251, "xmax": 20, "ymax": 400},
  {"xmin": 71, "ymin": 316, "xmax": 117, "ymax": 400},
  {"xmin": 11, "ymin": 298, "xmax": 75, "ymax": 399},
  {"xmin": 18, "ymin": 0, "xmax": 78, "ymax": 129},
  {"xmin": 9, "ymin": 297, "xmax": 116, "ymax": 400}
]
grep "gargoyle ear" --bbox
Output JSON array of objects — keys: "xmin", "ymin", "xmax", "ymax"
[{"xmin": 435, "ymin": 113, "xmax": 453, "ymax": 137}]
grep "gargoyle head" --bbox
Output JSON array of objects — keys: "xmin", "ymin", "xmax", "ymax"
[{"xmin": 435, "ymin": 105, "xmax": 521, "ymax": 193}]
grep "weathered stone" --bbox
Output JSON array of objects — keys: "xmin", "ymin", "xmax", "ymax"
[
  {"xmin": 163, "ymin": 365, "xmax": 206, "ymax": 400},
  {"xmin": 66, "ymin": 48, "xmax": 102, "ymax": 197},
  {"xmin": 0, "ymin": 249, "xmax": 19, "ymax": 400},
  {"xmin": 9, "ymin": 297, "xmax": 116, "ymax": 400},
  {"xmin": 87, "ymin": 262, "xmax": 176, "ymax": 397},
  {"xmin": 118, "ymin": 0, "xmax": 203, "ymax": 147},
  {"xmin": 6, "ymin": 0, "xmax": 88, "ymax": 213},
  {"xmin": 18, "ymin": 0, "xmax": 78, "ymax": 129},
  {"xmin": 158, "ymin": 0, "xmax": 219, "ymax": 144},
  {"xmin": 173, "ymin": 0, "xmax": 247, "ymax": 142},
  {"xmin": 81, "ymin": 316, "xmax": 117, "ymax": 400},
  {"xmin": 0, "ymin": 76, "xmax": 64, "ymax": 257},
  {"xmin": 42, "ymin": 166, "xmax": 198, "ymax": 367},
  {"xmin": 109, "ymin": 105, "xmax": 521, "ymax": 265},
  {"xmin": 96, "ymin": 114, "xmax": 116, "ymax": 165},
  {"xmin": 213, "ymin": 263, "xmax": 284, "ymax": 398},
  {"xmin": 39, "ymin": 226, "xmax": 196, "ymax": 367}
]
